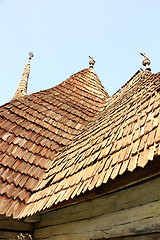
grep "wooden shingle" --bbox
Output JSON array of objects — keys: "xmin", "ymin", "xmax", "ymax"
[{"xmin": 0, "ymin": 67, "xmax": 159, "ymax": 219}]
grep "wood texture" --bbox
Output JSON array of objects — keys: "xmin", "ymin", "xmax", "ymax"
[
  {"xmin": 0, "ymin": 216, "xmax": 33, "ymax": 232},
  {"xmin": 34, "ymin": 176, "xmax": 160, "ymax": 240},
  {"xmin": 106, "ymin": 233, "xmax": 160, "ymax": 240},
  {"xmin": 0, "ymin": 231, "xmax": 32, "ymax": 240},
  {"xmin": 0, "ymin": 68, "xmax": 159, "ymax": 219},
  {"xmin": 0, "ymin": 67, "xmax": 108, "ymax": 218},
  {"xmin": 0, "ymin": 216, "xmax": 33, "ymax": 240},
  {"xmin": 25, "ymin": 72, "xmax": 160, "ymax": 218}
]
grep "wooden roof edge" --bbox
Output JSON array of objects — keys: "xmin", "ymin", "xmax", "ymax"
[
  {"xmin": 112, "ymin": 70, "xmax": 141, "ymax": 97},
  {"xmin": 28, "ymin": 156, "xmax": 160, "ymax": 219}
]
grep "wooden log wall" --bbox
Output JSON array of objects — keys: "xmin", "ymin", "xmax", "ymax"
[
  {"xmin": 34, "ymin": 176, "xmax": 160, "ymax": 240},
  {"xmin": 0, "ymin": 216, "xmax": 33, "ymax": 240}
]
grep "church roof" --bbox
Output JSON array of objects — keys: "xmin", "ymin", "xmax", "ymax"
[
  {"xmin": 0, "ymin": 67, "xmax": 109, "ymax": 218},
  {"xmin": 0, "ymin": 63, "xmax": 159, "ymax": 219}
]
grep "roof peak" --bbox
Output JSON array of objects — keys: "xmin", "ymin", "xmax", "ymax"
[
  {"xmin": 64, "ymin": 67, "xmax": 109, "ymax": 99},
  {"xmin": 12, "ymin": 52, "xmax": 34, "ymax": 100}
]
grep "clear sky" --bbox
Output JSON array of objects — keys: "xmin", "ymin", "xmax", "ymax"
[{"xmin": 0, "ymin": 0, "xmax": 160, "ymax": 105}]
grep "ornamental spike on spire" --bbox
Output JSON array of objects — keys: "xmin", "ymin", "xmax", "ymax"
[
  {"xmin": 89, "ymin": 56, "xmax": 96, "ymax": 68},
  {"xmin": 12, "ymin": 52, "xmax": 34, "ymax": 100},
  {"xmin": 140, "ymin": 52, "xmax": 151, "ymax": 71}
]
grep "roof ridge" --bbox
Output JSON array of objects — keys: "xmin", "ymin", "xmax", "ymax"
[
  {"xmin": 112, "ymin": 70, "xmax": 141, "ymax": 97},
  {"xmin": 15, "ymin": 67, "xmax": 109, "ymax": 103}
]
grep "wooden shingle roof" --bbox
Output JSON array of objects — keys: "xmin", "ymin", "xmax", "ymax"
[
  {"xmin": 0, "ymin": 67, "xmax": 108, "ymax": 218},
  {"xmin": 0, "ymin": 67, "xmax": 159, "ymax": 219}
]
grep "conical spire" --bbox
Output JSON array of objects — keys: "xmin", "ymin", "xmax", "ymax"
[{"xmin": 12, "ymin": 52, "xmax": 34, "ymax": 100}]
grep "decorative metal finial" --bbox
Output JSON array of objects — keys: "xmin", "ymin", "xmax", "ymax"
[
  {"xmin": 140, "ymin": 53, "xmax": 151, "ymax": 70},
  {"xmin": 89, "ymin": 56, "xmax": 96, "ymax": 68},
  {"xmin": 28, "ymin": 52, "xmax": 34, "ymax": 61}
]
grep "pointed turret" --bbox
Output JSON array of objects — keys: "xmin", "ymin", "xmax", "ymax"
[{"xmin": 12, "ymin": 52, "xmax": 34, "ymax": 100}]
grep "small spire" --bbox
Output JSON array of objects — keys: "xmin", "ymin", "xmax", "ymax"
[
  {"xmin": 89, "ymin": 56, "xmax": 96, "ymax": 68},
  {"xmin": 140, "ymin": 53, "xmax": 151, "ymax": 71},
  {"xmin": 12, "ymin": 52, "xmax": 34, "ymax": 100}
]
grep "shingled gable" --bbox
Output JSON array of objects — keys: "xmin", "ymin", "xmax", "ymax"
[
  {"xmin": 0, "ymin": 67, "xmax": 109, "ymax": 218},
  {"xmin": 0, "ymin": 65, "xmax": 160, "ymax": 222},
  {"xmin": 18, "ymin": 68, "xmax": 159, "ymax": 219}
]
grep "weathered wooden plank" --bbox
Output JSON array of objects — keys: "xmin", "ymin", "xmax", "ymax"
[
  {"xmin": 32, "ymin": 232, "xmax": 160, "ymax": 240},
  {"xmin": 108, "ymin": 233, "xmax": 160, "ymax": 240},
  {"xmin": 36, "ymin": 176, "xmax": 160, "ymax": 228},
  {"xmin": 25, "ymin": 215, "xmax": 41, "ymax": 223},
  {"xmin": 0, "ymin": 231, "xmax": 32, "ymax": 239},
  {"xmin": 0, "ymin": 216, "xmax": 33, "ymax": 231},
  {"xmin": 33, "ymin": 159, "xmax": 160, "ymax": 223},
  {"xmin": 34, "ymin": 200, "xmax": 160, "ymax": 239}
]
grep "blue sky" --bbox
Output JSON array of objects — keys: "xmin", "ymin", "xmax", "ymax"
[{"xmin": 0, "ymin": 0, "xmax": 160, "ymax": 105}]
